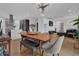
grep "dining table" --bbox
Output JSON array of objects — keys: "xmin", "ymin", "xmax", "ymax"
[{"xmin": 20, "ymin": 31, "xmax": 58, "ymax": 55}]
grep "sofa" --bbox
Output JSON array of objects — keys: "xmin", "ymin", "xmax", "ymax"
[{"xmin": 66, "ymin": 29, "xmax": 77, "ymax": 38}]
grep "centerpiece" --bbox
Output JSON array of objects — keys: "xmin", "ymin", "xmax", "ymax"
[{"xmin": 30, "ymin": 24, "xmax": 36, "ymax": 32}]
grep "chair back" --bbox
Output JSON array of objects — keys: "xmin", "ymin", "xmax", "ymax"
[{"xmin": 51, "ymin": 35, "xmax": 65, "ymax": 54}]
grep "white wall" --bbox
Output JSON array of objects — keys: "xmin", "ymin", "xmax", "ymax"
[
  {"xmin": 38, "ymin": 18, "xmax": 49, "ymax": 33},
  {"xmin": 62, "ymin": 16, "xmax": 77, "ymax": 32},
  {"xmin": 37, "ymin": 15, "xmax": 78, "ymax": 33},
  {"xmin": 38, "ymin": 18, "xmax": 62, "ymax": 33},
  {"xmin": 55, "ymin": 15, "xmax": 77, "ymax": 32},
  {"xmin": 11, "ymin": 20, "xmax": 22, "ymax": 40},
  {"xmin": 64, "ymin": 18, "xmax": 77, "ymax": 30},
  {"xmin": 48, "ymin": 20, "xmax": 61, "ymax": 32},
  {"xmin": 1, "ymin": 15, "xmax": 77, "ymax": 40}
]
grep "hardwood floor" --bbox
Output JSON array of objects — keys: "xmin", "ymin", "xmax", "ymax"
[
  {"xmin": 60, "ymin": 37, "xmax": 79, "ymax": 56},
  {"xmin": 10, "ymin": 37, "xmax": 79, "ymax": 56}
]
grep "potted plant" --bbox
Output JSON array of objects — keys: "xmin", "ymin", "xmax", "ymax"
[{"xmin": 73, "ymin": 16, "xmax": 79, "ymax": 49}]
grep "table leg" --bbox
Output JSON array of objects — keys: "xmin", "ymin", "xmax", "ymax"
[
  {"xmin": 39, "ymin": 41, "xmax": 43, "ymax": 56},
  {"xmin": 20, "ymin": 36, "xmax": 24, "ymax": 51},
  {"xmin": 9, "ymin": 39, "xmax": 11, "ymax": 56}
]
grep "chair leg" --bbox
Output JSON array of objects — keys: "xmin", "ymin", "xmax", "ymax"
[
  {"xmin": 32, "ymin": 50, "xmax": 35, "ymax": 56},
  {"xmin": 41, "ymin": 50, "xmax": 44, "ymax": 56},
  {"xmin": 20, "ymin": 42, "xmax": 22, "ymax": 53}
]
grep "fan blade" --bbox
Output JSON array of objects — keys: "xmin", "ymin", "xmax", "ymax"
[{"xmin": 43, "ymin": 4, "xmax": 49, "ymax": 8}]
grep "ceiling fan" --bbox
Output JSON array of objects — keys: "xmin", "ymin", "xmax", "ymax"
[{"xmin": 38, "ymin": 3, "xmax": 50, "ymax": 13}]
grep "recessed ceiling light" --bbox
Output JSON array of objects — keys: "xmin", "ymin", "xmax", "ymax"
[
  {"xmin": 68, "ymin": 9, "xmax": 73, "ymax": 16},
  {"xmin": 68, "ymin": 9, "xmax": 72, "ymax": 13}
]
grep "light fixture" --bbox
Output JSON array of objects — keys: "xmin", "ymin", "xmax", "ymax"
[{"xmin": 68, "ymin": 9, "xmax": 72, "ymax": 16}]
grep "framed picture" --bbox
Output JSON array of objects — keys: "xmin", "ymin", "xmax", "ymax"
[{"xmin": 49, "ymin": 21, "xmax": 53, "ymax": 26}]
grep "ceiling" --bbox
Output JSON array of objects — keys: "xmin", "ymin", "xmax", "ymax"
[{"xmin": 0, "ymin": 3, "xmax": 79, "ymax": 20}]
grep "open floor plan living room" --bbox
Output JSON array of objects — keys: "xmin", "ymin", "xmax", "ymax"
[{"xmin": 0, "ymin": 3, "xmax": 79, "ymax": 56}]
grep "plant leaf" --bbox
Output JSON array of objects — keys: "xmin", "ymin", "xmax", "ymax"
[
  {"xmin": 73, "ymin": 22, "xmax": 79, "ymax": 25},
  {"xmin": 73, "ymin": 19, "xmax": 79, "ymax": 22}
]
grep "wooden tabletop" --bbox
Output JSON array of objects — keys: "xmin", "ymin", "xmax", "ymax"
[{"xmin": 20, "ymin": 32, "xmax": 58, "ymax": 42}]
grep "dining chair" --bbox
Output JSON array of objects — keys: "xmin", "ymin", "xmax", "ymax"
[
  {"xmin": 42, "ymin": 35, "xmax": 65, "ymax": 56},
  {"xmin": 20, "ymin": 37, "xmax": 39, "ymax": 56}
]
